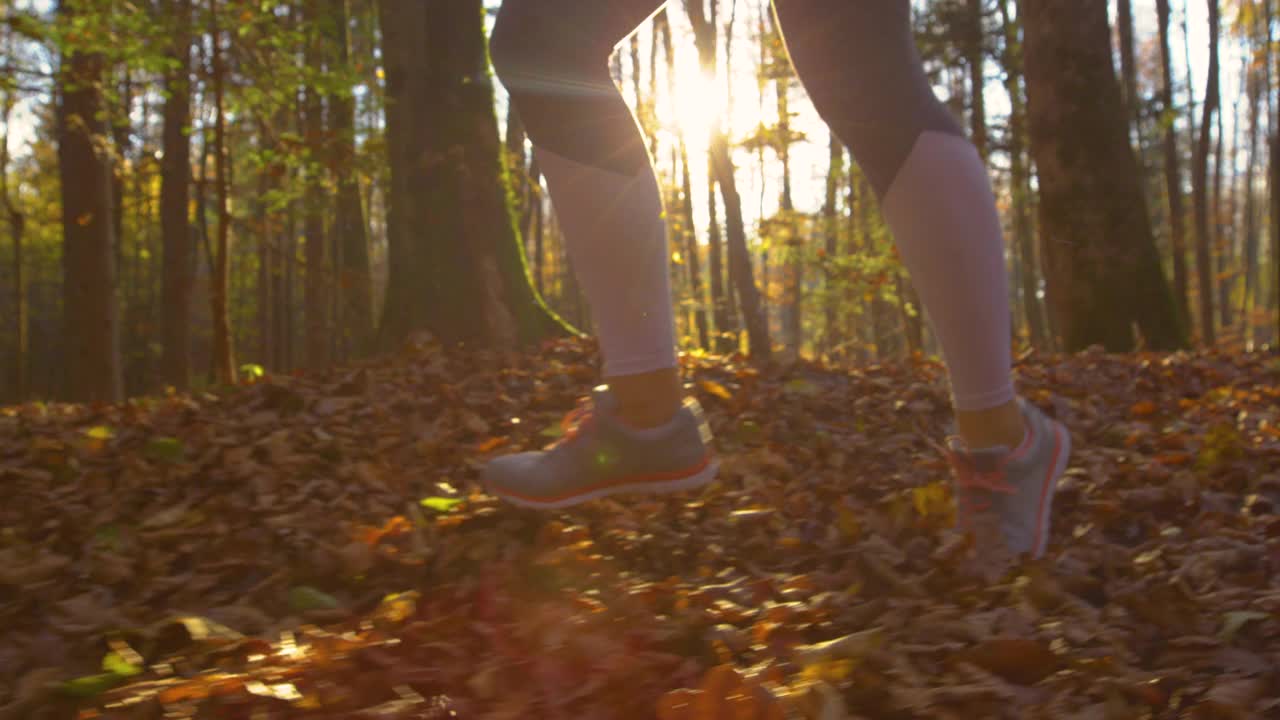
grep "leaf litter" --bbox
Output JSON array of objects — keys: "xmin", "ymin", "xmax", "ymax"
[{"xmin": 0, "ymin": 339, "xmax": 1278, "ymax": 718}]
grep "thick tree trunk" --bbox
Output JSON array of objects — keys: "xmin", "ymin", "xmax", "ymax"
[
  {"xmin": 1192, "ymin": 0, "xmax": 1221, "ymax": 345},
  {"xmin": 160, "ymin": 0, "xmax": 192, "ymax": 390},
  {"xmin": 377, "ymin": 0, "xmax": 568, "ymax": 350},
  {"xmin": 57, "ymin": 0, "xmax": 123, "ymax": 402},
  {"xmin": 209, "ymin": 0, "xmax": 235, "ymax": 384},
  {"xmin": 1022, "ymin": 0, "xmax": 1185, "ymax": 351},
  {"xmin": 1156, "ymin": 0, "xmax": 1192, "ymax": 332},
  {"xmin": 325, "ymin": 0, "xmax": 373, "ymax": 359},
  {"xmin": 999, "ymin": 0, "xmax": 1047, "ymax": 349}
]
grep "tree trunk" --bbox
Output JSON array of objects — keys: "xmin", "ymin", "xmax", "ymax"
[
  {"xmin": 680, "ymin": 141, "xmax": 710, "ymax": 350},
  {"xmin": 376, "ymin": 0, "xmax": 568, "ymax": 350},
  {"xmin": 1216, "ymin": 72, "xmax": 1233, "ymax": 333},
  {"xmin": 1242, "ymin": 5, "xmax": 1263, "ymax": 343},
  {"xmin": 0, "ymin": 85, "xmax": 25, "ymax": 401},
  {"xmin": 209, "ymin": 0, "xmax": 235, "ymax": 384},
  {"xmin": 1021, "ymin": 0, "xmax": 1185, "ymax": 351},
  {"xmin": 999, "ymin": 0, "xmax": 1047, "ymax": 348},
  {"xmin": 57, "ymin": 0, "xmax": 123, "ymax": 402},
  {"xmin": 1116, "ymin": 0, "xmax": 1140, "ymax": 134},
  {"xmin": 160, "ymin": 0, "xmax": 192, "ymax": 390},
  {"xmin": 1156, "ymin": 0, "xmax": 1191, "ymax": 332},
  {"xmin": 823, "ymin": 129, "xmax": 842, "ymax": 357},
  {"xmin": 966, "ymin": 0, "xmax": 988, "ymax": 160},
  {"xmin": 1192, "ymin": 0, "xmax": 1221, "ymax": 345},
  {"xmin": 689, "ymin": 0, "xmax": 768, "ymax": 360},
  {"xmin": 322, "ymin": 0, "xmax": 373, "ymax": 359},
  {"xmin": 302, "ymin": 14, "xmax": 329, "ymax": 368},
  {"xmin": 712, "ymin": 134, "xmax": 770, "ymax": 360}
]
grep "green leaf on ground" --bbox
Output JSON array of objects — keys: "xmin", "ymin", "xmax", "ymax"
[
  {"xmin": 419, "ymin": 496, "xmax": 464, "ymax": 513},
  {"xmin": 101, "ymin": 652, "xmax": 142, "ymax": 678},
  {"xmin": 56, "ymin": 672, "xmax": 128, "ymax": 698},
  {"xmin": 144, "ymin": 436, "xmax": 185, "ymax": 463},
  {"xmin": 288, "ymin": 586, "xmax": 340, "ymax": 612}
]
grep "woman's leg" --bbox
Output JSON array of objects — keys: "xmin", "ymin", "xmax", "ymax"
[
  {"xmin": 491, "ymin": 0, "xmax": 679, "ymax": 429},
  {"xmin": 772, "ymin": 0, "xmax": 1018, "ymax": 441},
  {"xmin": 484, "ymin": 0, "xmax": 720, "ymax": 508},
  {"xmin": 774, "ymin": 0, "xmax": 1069, "ymax": 558}
]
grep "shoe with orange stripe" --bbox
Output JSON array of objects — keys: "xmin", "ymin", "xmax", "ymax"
[
  {"xmin": 945, "ymin": 399, "xmax": 1071, "ymax": 559},
  {"xmin": 481, "ymin": 386, "xmax": 718, "ymax": 509}
]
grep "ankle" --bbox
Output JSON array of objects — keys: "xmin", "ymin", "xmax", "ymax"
[
  {"xmin": 605, "ymin": 368, "xmax": 682, "ymax": 430},
  {"xmin": 616, "ymin": 400, "xmax": 680, "ymax": 430},
  {"xmin": 955, "ymin": 400, "xmax": 1027, "ymax": 451}
]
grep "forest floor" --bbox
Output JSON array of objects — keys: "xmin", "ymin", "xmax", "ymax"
[{"xmin": 1, "ymin": 338, "xmax": 1279, "ymax": 719}]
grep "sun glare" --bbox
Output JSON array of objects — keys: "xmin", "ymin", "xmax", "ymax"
[{"xmin": 668, "ymin": 69, "xmax": 728, "ymax": 141}]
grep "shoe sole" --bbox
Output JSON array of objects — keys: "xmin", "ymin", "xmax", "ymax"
[
  {"xmin": 489, "ymin": 459, "xmax": 720, "ymax": 510},
  {"xmin": 1032, "ymin": 420, "xmax": 1071, "ymax": 558}
]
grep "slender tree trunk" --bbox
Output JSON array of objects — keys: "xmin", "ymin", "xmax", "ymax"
[
  {"xmin": 1193, "ymin": 0, "xmax": 1221, "ymax": 345},
  {"xmin": 844, "ymin": 155, "xmax": 862, "ymax": 362},
  {"xmin": 302, "ymin": 16, "xmax": 329, "ymax": 368},
  {"xmin": 689, "ymin": 0, "xmax": 769, "ymax": 360},
  {"xmin": 0, "ymin": 85, "xmax": 26, "ymax": 401},
  {"xmin": 680, "ymin": 142, "xmax": 710, "ymax": 349},
  {"xmin": 209, "ymin": 0, "xmax": 235, "ymax": 384},
  {"xmin": 823, "ymin": 129, "xmax": 842, "ymax": 357},
  {"xmin": 1242, "ymin": 8, "xmax": 1262, "ymax": 343},
  {"xmin": 1022, "ymin": 0, "xmax": 1185, "ymax": 351},
  {"xmin": 57, "ymin": 0, "xmax": 123, "ymax": 402},
  {"xmin": 160, "ymin": 0, "xmax": 192, "ymax": 390},
  {"xmin": 712, "ymin": 134, "xmax": 770, "ymax": 360},
  {"xmin": 999, "ymin": 0, "xmax": 1047, "ymax": 348},
  {"xmin": 1216, "ymin": 71, "xmax": 1233, "ymax": 333},
  {"xmin": 966, "ymin": 0, "xmax": 988, "ymax": 160},
  {"xmin": 1156, "ymin": 0, "xmax": 1192, "ymax": 332},
  {"xmin": 1116, "ymin": 0, "xmax": 1140, "ymax": 135}
]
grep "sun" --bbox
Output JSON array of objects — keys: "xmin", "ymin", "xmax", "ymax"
[{"xmin": 668, "ymin": 69, "xmax": 728, "ymax": 141}]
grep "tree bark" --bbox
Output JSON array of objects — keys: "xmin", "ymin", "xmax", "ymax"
[
  {"xmin": 680, "ymin": 141, "xmax": 710, "ymax": 350},
  {"xmin": 1156, "ymin": 0, "xmax": 1192, "ymax": 332},
  {"xmin": 376, "ymin": 0, "xmax": 568, "ymax": 350},
  {"xmin": 822, "ymin": 129, "xmax": 842, "ymax": 357},
  {"xmin": 323, "ymin": 0, "xmax": 373, "ymax": 359},
  {"xmin": 1, "ymin": 80, "xmax": 26, "ymax": 401},
  {"xmin": 209, "ymin": 0, "xmax": 235, "ymax": 384},
  {"xmin": 689, "ymin": 0, "xmax": 769, "ymax": 359},
  {"xmin": 1192, "ymin": 0, "xmax": 1221, "ymax": 345},
  {"xmin": 966, "ymin": 0, "xmax": 988, "ymax": 160},
  {"xmin": 1022, "ymin": 0, "xmax": 1185, "ymax": 351},
  {"xmin": 160, "ymin": 0, "xmax": 192, "ymax": 390},
  {"xmin": 57, "ymin": 0, "xmax": 123, "ymax": 402},
  {"xmin": 998, "ymin": 0, "xmax": 1047, "ymax": 348},
  {"xmin": 1116, "ymin": 0, "xmax": 1140, "ymax": 134},
  {"xmin": 302, "ymin": 11, "xmax": 329, "ymax": 368}
]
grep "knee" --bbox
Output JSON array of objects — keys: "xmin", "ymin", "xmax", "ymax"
[
  {"xmin": 488, "ymin": 1, "xmax": 529, "ymax": 88},
  {"xmin": 490, "ymin": 0, "xmax": 603, "ymax": 92}
]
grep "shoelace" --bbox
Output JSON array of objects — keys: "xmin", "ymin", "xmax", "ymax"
[
  {"xmin": 550, "ymin": 403, "xmax": 595, "ymax": 449},
  {"xmin": 948, "ymin": 451, "xmax": 1016, "ymax": 527}
]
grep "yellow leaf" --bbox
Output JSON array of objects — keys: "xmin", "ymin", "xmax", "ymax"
[
  {"xmin": 699, "ymin": 379, "xmax": 733, "ymax": 400},
  {"xmin": 912, "ymin": 481, "xmax": 953, "ymax": 523}
]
